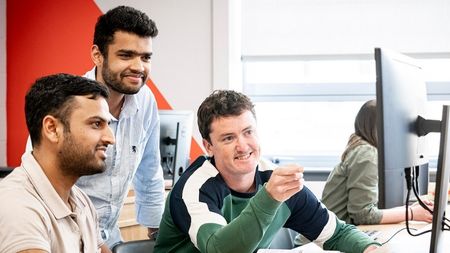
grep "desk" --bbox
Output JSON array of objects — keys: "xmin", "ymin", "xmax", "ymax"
[
  {"xmin": 292, "ymin": 213, "xmax": 450, "ymax": 253},
  {"xmin": 358, "ymin": 222, "xmax": 449, "ymax": 253},
  {"xmin": 289, "ymin": 223, "xmax": 449, "ymax": 253},
  {"xmin": 118, "ymin": 189, "xmax": 171, "ymax": 241}
]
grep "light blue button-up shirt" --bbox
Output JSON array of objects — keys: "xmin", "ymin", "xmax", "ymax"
[{"xmin": 76, "ymin": 67, "xmax": 165, "ymax": 247}]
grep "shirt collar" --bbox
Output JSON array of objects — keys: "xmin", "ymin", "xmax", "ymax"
[{"xmin": 21, "ymin": 152, "xmax": 77, "ymax": 219}]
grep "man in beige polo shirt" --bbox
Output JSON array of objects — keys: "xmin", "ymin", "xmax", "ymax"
[{"xmin": 0, "ymin": 74, "xmax": 115, "ymax": 253}]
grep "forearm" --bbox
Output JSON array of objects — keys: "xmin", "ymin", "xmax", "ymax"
[
  {"xmin": 323, "ymin": 218, "xmax": 381, "ymax": 253},
  {"xmin": 134, "ymin": 121, "xmax": 165, "ymax": 227},
  {"xmin": 100, "ymin": 244, "xmax": 112, "ymax": 253},
  {"xmin": 135, "ymin": 182, "xmax": 165, "ymax": 227},
  {"xmin": 379, "ymin": 206, "xmax": 409, "ymax": 224},
  {"xmin": 199, "ymin": 187, "xmax": 281, "ymax": 253},
  {"xmin": 148, "ymin": 227, "xmax": 159, "ymax": 240}
]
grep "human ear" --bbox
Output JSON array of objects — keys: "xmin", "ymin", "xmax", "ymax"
[
  {"xmin": 91, "ymin": 45, "xmax": 104, "ymax": 67},
  {"xmin": 202, "ymin": 139, "xmax": 214, "ymax": 156},
  {"xmin": 41, "ymin": 115, "xmax": 62, "ymax": 143}
]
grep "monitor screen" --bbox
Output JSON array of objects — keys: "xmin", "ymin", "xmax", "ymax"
[
  {"xmin": 375, "ymin": 48, "xmax": 429, "ymax": 209},
  {"xmin": 159, "ymin": 110, "xmax": 194, "ymax": 186}
]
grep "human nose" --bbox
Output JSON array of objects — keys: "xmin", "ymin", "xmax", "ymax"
[
  {"xmin": 235, "ymin": 136, "xmax": 247, "ymax": 152},
  {"xmin": 102, "ymin": 125, "xmax": 115, "ymax": 145},
  {"xmin": 130, "ymin": 57, "xmax": 145, "ymax": 72}
]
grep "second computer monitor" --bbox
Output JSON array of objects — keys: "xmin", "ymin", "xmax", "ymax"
[
  {"xmin": 159, "ymin": 110, "xmax": 194, "ymax": 185},
  {"xmin": 375, "ymin": 48, "xmax": 429, "ymax": 209}
]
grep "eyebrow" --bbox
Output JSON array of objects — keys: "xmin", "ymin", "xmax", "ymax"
[
  {"xmin": 219, "ymin": 132, "xmax": 234, "ymax": 139},
  {"xmin": 89, "ymin": 116, "xmax": 111, "ymax": 124},
  {"xmin": 116, "ymin": 49, "xmax": 152, "ymax": 57},
  {"xmin": 218, "ymin": 125, "xmax": 254, "ymax": 138}
]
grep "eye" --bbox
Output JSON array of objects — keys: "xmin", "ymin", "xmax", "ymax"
[
  {"xmin": 92, "ymin": 121, "xmax": 101, "ymax": 128},
  {"xmin": 142, "ymin": 55, "xmax": 151, "ymax": 62},
  {"xmin": 222, "ymin": 136, "xmax": 234, "ymax": 142}
]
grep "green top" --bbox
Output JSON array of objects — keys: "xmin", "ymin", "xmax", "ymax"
[
  {"xmin": 322, "ymin": 143, "xmax": 383, "ymax": 225},
  {"xmin": 155, "ymin": 156, "xmax": 380, "ymax": 253}
]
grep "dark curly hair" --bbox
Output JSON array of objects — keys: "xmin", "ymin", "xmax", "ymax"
[
  {"xmin": 25, "ymin": 73, "xmax": 109, "ymax": 147},
  {"xmin": 93, "ymin": 5, "xmax": 158, "ymax": 56},
  {"xmin": 197, "ymin": 90, "xmax": 256, "ymax": 143}
]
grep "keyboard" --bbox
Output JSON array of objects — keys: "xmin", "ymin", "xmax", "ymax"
[{"xmin": 363, "ymin": 230, "xmax": 382, "ymax": 240}]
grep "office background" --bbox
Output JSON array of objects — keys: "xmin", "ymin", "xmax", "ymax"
[{"xmin": 1, "ymin": 0, "xmax": 450, "ymax": 169}]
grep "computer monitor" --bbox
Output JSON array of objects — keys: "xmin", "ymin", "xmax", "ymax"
[
  {"xmin": 429, "ymin": 105, "xmax": 450, "ymax": 253},
  {"xmin": 159, "ymin": 110, "xmax": 194, "ymax": 185},
  {"xmin": 375, "ymin": 48, "xmax": 429, "ymax": 209}
]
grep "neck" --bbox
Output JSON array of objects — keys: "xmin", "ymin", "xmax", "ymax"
[
  {"xmin": 107, "ymin": 90, "xmax": 125, "ymax": 118},
  {"xmin": 32, "ymin": 149, "xmax": 78, "ymax": 205},
  {"xmin": 222, "ymin": 171, "xmax": 256, "ymax": 193}
]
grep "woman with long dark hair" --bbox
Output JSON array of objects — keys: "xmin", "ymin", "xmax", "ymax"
[{"xmin": 321, "ymin": 100, "xmax": 433, "ymax": 225}]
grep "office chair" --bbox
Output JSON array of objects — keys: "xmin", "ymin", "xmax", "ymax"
[{"xmin": 112, "ymin": 239, "xmax": 155, "ymax": 253}]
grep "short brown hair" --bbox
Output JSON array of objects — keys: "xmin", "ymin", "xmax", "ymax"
[{"xmin": 197, "ymin": 90, "xmax": 255, "ymax": 143}]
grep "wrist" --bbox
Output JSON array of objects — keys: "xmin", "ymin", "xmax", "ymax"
[
  {"xmin": 363, "ymin": 244, "xmax": 379, "ymax": 253},
  {"xmin": 148, "ymin": 227, "xmax": 159, "ymax": 240},
  {"xmin": 409, "ymin": 206, "xmax": 414, "ymax": 221}
]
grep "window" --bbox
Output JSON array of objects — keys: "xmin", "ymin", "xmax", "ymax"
[{"xmin": 243, "ymin": 55, "xmax": 450, "ymax": 169}]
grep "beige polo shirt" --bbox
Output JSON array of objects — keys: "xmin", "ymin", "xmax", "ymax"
[{"xmin": 0, "ymin": 152, "xmax": 102, "ymax": 253}]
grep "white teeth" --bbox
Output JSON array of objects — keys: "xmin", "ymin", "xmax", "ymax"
[{"xmin": 236, "ymin": 153, "xmax": 251, "ymax": 160}]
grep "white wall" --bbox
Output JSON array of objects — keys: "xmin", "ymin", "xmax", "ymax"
[
  {"xmin": 95, "ymin": 0, "xmax": 213, "ymax": 112},
  {"xmin": 0, "ymin": 0, "xmax": 6, "ymax": 166},
  {"xmin": 242, "ymin": 0, "xmax": 450, "ymax": 55},
  {"xmin": 0, "ymin": 0, "xmax": 240, "ymax": 163},
  {"xmin": 95, "ymin": 0, "xmax": 241, "ymax": 144}
]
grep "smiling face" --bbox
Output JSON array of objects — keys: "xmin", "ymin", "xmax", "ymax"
[
  {"xmin": 95, "ymin": 31, "xmax": 153, "ymax": 95},
  {"xmin": 57, "ymin": 96, "xmax": 115, "ymax": 177},
  {"xmin": 203, "ymin": 110, "xmax": 261, "ymax": 180}
]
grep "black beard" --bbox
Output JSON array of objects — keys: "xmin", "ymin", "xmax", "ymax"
[
  {"xmin": 101, "ymin": 59, "xmax": 146, "ymax": 95},
  {"xmin": 58, "ymin": 133, "xmax": 106, "ymax": 177}
]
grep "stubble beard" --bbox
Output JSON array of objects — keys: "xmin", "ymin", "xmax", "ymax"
[
  {"xmin": 101, "ymin": 58, "xmax": 146, "ymax": 95},
  {"xmin": 58, "ymin": 132, "xmax": 107, "ymax": 177}
]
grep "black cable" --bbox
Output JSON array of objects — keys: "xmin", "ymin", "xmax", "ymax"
[
  {"xmin": 444, "ymin": 222, "xmax": 450, "ymax": 230},
  {"xmin": 380, "ymin": 227, "xmax": 417, "ymax": 245},
  {"xmin": 162, "ymin": 156, "xmax": 175, "ymax": 175},
  {"xmin": 411, "ymin": 166, "xmax": 450, "ymax": 228},
  {"xmin": 404, "ymin": 167, "xmax": 432, "ymax": 236},
  {"xmin": 411, "ymin": 166, "xmax": 433, "ymax": 213},
  {"xmin": 414, "ymin": 165, "xmax": 420, "ymax": 193},
  {"xmin": 443, "ymin": 216, "xmax": 450, "ymax": 229}
]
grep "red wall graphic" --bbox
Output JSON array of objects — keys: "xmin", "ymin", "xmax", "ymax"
[{"xmin": 7, "ymin": 0, "xmax": 203, "ymax": 166}]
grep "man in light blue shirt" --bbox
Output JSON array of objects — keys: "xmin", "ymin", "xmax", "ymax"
[{"xmin": 76, "ymin": 6, "xmax": 165, "ymax": 248}]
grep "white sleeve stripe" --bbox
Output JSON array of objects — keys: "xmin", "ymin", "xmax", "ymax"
[
  {"xmin": 313, "ymin": 209, "xmax": 337, "ymax": 247},
  {"xmin": 183, "ymin": 161, "xmax": 227, "ymax": 248}
]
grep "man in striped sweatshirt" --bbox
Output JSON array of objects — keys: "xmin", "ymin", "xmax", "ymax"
[{"xmin": 155, "ymin": 90, "xmax": 381, "ymax": 253}]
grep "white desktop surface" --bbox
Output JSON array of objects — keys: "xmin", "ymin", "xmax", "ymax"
[
  {"xmin": 258, "ymin": 221, "xmax": 449, "ymax": 253},
  {"xmin": 258, "ymin": 242, "xmax": 338, "ymax": 252},
  {"xmin": 258, "ymin": 243, "xmax": 340, "ymax": 253},
  {"xmin": 359, "ymin": 222, "xmax": 449, "ymax": 253}
]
